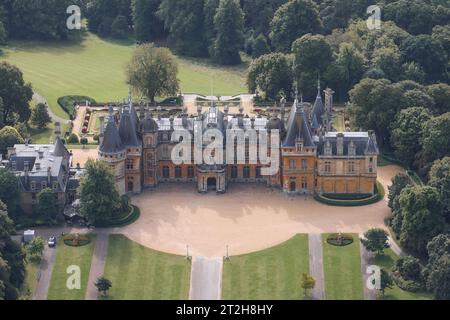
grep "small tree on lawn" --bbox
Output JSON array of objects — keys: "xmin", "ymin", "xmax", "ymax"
[
  {"xmin": 30, "ymin": 103, "xmax": 51, "ymax": 129},
  {"xmin": 300, "ymin": 273, "xmax": 316, "ymax": 297},
  {"xmin": 80, "ymin": 137, "xmax": 88, "ymax": 149},
  {"xmin": 67, "ymin": 133, "xmax": 79, "ymax": 144},
  {"xmin": 361, "ymin": 228, "xmax": 390, "ymax": 255},
  {"xmin": 379, "ymin": 269, "xmax": 394, "ymax": 297},
  {"xmin": 95, "ymin": 276, "xmax": 112, "ymax": 296},
  {"xmin": 25, "ymin": 237, "xmax": 45, "ymax": 264}
]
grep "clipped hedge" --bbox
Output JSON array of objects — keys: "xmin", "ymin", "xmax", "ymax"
[
  {"xmin": 57, "ymin": 96, "xmax": 96, "ymax": 119},
  {"xmin": 95, "ymin": 205, "xmax": 140, "ymax": 228},
  {"xmin": 314, "ymin": 181, "xmax": 385, "ymax": 207}
]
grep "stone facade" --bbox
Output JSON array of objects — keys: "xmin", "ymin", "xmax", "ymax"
[{"xmin": 99, "ymin": 87, "xmax": 379, "ymax": 196}]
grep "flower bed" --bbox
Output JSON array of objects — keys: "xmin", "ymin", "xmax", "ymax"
[
  {"xmin": 326, "ymin": 233, "xmax": 354, "ymax": 247},
  {"xmin": 63, "ymin": 234, "xmax": 92, "ymax": 247}
]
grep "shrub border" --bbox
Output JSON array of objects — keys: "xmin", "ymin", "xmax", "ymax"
[
  {"xmin": 94, "ymin": 205, "xmax": 140, "ymax": 228},
  {"xmin": 314, "ymin": 181, "xmax": 385, "ymax": 207}
]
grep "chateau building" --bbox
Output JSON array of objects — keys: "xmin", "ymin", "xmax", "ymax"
[{"xmin": 99, "ymin": 85, "xmax": 379, "ymax": 195}]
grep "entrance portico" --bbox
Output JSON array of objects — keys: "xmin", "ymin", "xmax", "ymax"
[{"xmin": 197, "ymin": 165, "xmax": 226, "ymax": 193}]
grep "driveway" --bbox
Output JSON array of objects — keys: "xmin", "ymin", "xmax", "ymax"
[
  {"xmin": 189, "ymin": 256, "xmax": 222, "ymax": 300},
  {"xmin": 33, "ymin": 245, "xmax": 57, "ymax": 300},
  {"xmin": 122, "ymin": 166, "xmax": 403, "ymax": 257}
]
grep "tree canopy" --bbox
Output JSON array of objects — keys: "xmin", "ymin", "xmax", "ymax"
[{"xmin": 126, "ymin": 44, "xmax": 180, "ymax": 103}]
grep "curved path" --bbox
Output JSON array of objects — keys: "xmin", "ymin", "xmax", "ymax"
[{"xmin": 33, "ymin": 92, "xmax": 70, "ymax": 124}]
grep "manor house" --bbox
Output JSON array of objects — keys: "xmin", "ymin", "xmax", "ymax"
[{"xmin": 98, "ymin": 85, "xmax": 379, "ymax": 195}]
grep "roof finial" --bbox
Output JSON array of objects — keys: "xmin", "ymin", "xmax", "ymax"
[
  {"xmin": 128, "ymin": 85, "xmax": 132, "ymax": 105},
  {"xmin": 317, "ymin": 73, "xmax": 321, "ymax": 97}
]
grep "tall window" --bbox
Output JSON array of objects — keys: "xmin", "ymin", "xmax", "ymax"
[
  {"xmin": 126, "ymin": 160, "xmax": 134, "ymax": 170},
  {"xmin": 162, "ymin": 166, "xmax": 170, "ymax": 178},
  {"xmin": 243, "ymin": 166, "xmax": 250, "ymax": 179},
  {"xmin": 256, "ymin": 166, "xmax": 262, "ymax": 179},
  {"xmin": 325, "ymin": 161, "xmax": 331, "ymax": 173},
  {"xmin": 301, "ymin": 177, "xmax": 307, "ymax": 190},
  {"xmin": 231, "ymin": 166, "xmax": 238, "ymax": 179},
  {"xmin": 187, "ymin": 166, "xmax": 194, "ymax": 178},
  {"xmin": 348, "ymin": 161, "xmax": 355, "ymax": 173},
  {"xmin": 301, "ymin": 159, "xmax": 307, "ymax": 170},
  {"xmin": 175, "ymin": 166, "xmax": 182, "ymax": 178},
  {"xmin": 289, "ymin": 159, "xmax": 296, "ymax": 169}
]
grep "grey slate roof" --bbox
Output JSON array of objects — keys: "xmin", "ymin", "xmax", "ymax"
[
  {"xmin": 282, "ymin": 100, "xmax": 315, "ymax": 148},
  {"xmin": 100, "ymin": 110, "xmax": 124, "ymax": 154},
  {"xmin": 312, "ymin": 94, "xmax": 325, "ymax": 125},
  {"xmin": 317, "ymin": 132, "xmax": 379, "ymax": 157},
  {"xmin": 119, "ymin": 107, "xmax": 141, "ymax": 147}
]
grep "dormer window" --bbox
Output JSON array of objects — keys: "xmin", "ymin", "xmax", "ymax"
[
  {"xmin": 41, "ymin": 181, "xmax": 47, "ymax": 189},
  {"xmin": 324, "ymin": 141, "xmax": 332, "ymax": 156},
  {"xmin": 30, "ymin": 181, "xmax": 36, "ymax": 191},
  {"xmin": 348, "ymin": 141, "xmax": 356, "ymax": 156},
  {"xmin": 11, "ymin": 161, "xmax": 17, "ymax": 171},
  {"xmin": 53, "ymin": 181, "xmax": 58, "ymax": 190}
]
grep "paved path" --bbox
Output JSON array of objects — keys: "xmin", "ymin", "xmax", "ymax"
[
  {"xmin": 308, "ymin": 234, "xmax": 325, "ymax": 300},
  {"xmin": 189, "ymin": 256, "xmax": 222, "ymax": 300},
  {"xmin": 388, "ymin": 236, "xmax": 406, "ymax": 257},
  {"xmin": 33, "ymin": 92, "xmax": 70, "ymax": 124},
  {"xmin": 359, "ymin": 235, "xmax": 377, "ymax": 300},
  {"xmin": 33, "ymin": 246, "xmax": 57, "ymax": 300},
  {"xmin": 85, "ymin": 234, "xmax": 109, "ymax": 300}
]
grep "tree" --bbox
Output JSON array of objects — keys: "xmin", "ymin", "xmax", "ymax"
[
  {"xmin": 36, "ymin": 188, "xmax": 58, "ymax": 221},
  {"xmin": 269, "ymin": 0, "xmax": 322, "ymax": 53},
  {"xmin": 398, "ymin": 186, "xmax": 445, "ymax": 256},
  {"xmin": 384, "ymin": 0, "xmax": 435, "ymax": 35},
  {"xmin": 349, "ymin": 78, "xmax": 402, "ymax": 147},
  {"xmin": 292, "ymin": 34, "xmax": 333, "ymax": 99},
  {"xmin": 300, "ymin": 273, "xmax": 315, "ymax": 297},
  {"xmin": 379, "ymin": 269, "xmax": 394, "ymax": 297},
  {"xmin": 25, "ymin": 237, "xmax": 45, "ymax": 264},
  {"xmin": 432, "ymin": 24, "xmax": 450, "ymax": 55},
  {"xmin": 251, "ymin": 34, "xmax": 270, "ymax": 59},
  {"xmin": 426, "ymin": 83, "xmax": 450, "ymax": 115},
  {"xmin": 4, "ymin": 0, "xmax": 74, "ymax": 40},
  {"xmin": 329, "ymin": 42, "xmax": 366, "ymax": 102},
  {"xmin": 132, "ymin": 0, "xmax": 165, "ymax": 42},
  {"xmin": 0, "ymin": 169, "xmax": 19, "ymax": 217},
  {"xmin": 388, "ymin": 173, "xmax": 412, "ymax": 210},
  {"xmin": 0, "ymin": 19, "xmax": 7, "ymax": 45},
  {"xmin": 110, "ymin": 15, "xmax": 129, "ymax": 39},
  {"xmin": 247, "ymin": 53, "xmax": 293, "ymax": 101},
  {"xmin": 395, "ymin": 256, "xmax": 423, "ymax": 283},
  {"xmin": 0, "ymin": 62, "xmax": 33, "ymax": 125},
  {"xmin": 158, "ymin": 0, "xmax": 207, "ymax": 57},
  {"xmin": 80, "ymin": 137, "xmax": 88, "ymax": 149},
  {"xmin": 401, "ymin": 62, "xmax": 426, "ymax": 84},
  {"xmin": 95, "ymin": 276, "xmax": 112, "ymax": 296},
  {"xmin": 401, "ymin": 35, "xmax": 447, "ymax": 83},
  {"xmin": 424, "ymin": 234, "xmax": 450, "ymax": 300},
  {"xmin": 30, "ymin": 103, "xmax": 51, "ymax": 129},
  {"xmin": 429, "ymin": 157, "xmax": 450, "ymax": 221},
  {"xmin": 67, "ymin": 133, "xmax": 79, "ymax": 144},
  {"xmin": 372, "ymin": 47, "xmax": 402, "ymax": 82},
  {"xmin": 420, "ymin": 113, "xmax": 450, "ymax": 165},
  {"xmin": 319, "ymin": 0, "xmax": 371, "ymax": 33},
  {"xmin": 0, "ymin": 126, "xmax": 24, "ymax": 156},
  {"xmin": 0, "ymin": 202, "xmax": 25, "ymax": 300},
  {"xmin": 86, "ymin": 0, "xmax": 132, "ymax": 37},
  {"xmin": 79, "ymin": 160, "xmax": 122, "ymax": 224},
  {"xmin": 126, "ymin": 44, "xmax": 180, "ymax": 104},
  {"xmin": 390, "ymin": 107, "xmax": 432, "ymax": 168},
  {"xmin": 203, "ymin": 0, "xmax": 221, "ymax": 48},
  {"xmin": 242, "ymin": 0, "xmax": 287, "ymax": 36},
  {"xmin": 210, "ymin": 0, "xmax": 245, "ymax": 65},
  {"xmin": 361, "ymin": 228, "xmax": 390, "ymax": 255}
]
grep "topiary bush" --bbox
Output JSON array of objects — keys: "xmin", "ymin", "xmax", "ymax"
[{"xmin": 67, "ymin": 133, "xmax": 79, "ymax": 144}]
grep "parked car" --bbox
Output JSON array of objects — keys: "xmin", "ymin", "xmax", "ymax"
[{"xmin": 48, "ymin": 236, "xmax": 57, "ymax": 248}]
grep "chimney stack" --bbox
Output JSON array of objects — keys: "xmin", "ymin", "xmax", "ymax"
[
  {"xmin": 54, "ymin": 122, "xmax": 61, "ymax": 138},
  {"xmin": 47, "ymin": 166, "xmax": 52, "ymax": 185}
]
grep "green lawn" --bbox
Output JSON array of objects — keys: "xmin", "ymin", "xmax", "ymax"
[
  {"xmin": 21, "ymin": 261, "xmax": 40, "ymax": 299},
  {"xmin": 47, "ymin": 235, "xmax": 96, "ymax": 300},
  {"xmin": 1, "ymin": 33, "xmax": 247, "ymax": 121},
  {"xmin": 222, "ymin": 234, "xmax": 310, "ymax": 300},
  {"xmin": 370, "ymin": 249, "xmax": 432, "ymax": 300},
  {"xmin": 322, "ymin": 234, "xmax": 364, "ymax": 300},
  {"xmin": 102, "ymin": 235, "xmax": 190, "ymax": 300}
]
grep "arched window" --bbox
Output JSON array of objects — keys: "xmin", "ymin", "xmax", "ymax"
[
  {"xmin": 231, "ymin": 166, "xmax": 238, "ymax": 179},
  {"xmin": 175, "ymin": 166, "xmax": 182, "ymax": 178},
  {"xmin": 163, "ymin": 166, "xmax": 170, "ymax": 178},
  {"xmin": 128, "ymin": 181, "xmax": 134, "ymax": 192},
  {"xmin": 187, "ymin": 166, "xmax": 194, "ymax": 178},
  {"xmin": 243, "ymin": 166, "xmax": 250, "ymax": 179}
]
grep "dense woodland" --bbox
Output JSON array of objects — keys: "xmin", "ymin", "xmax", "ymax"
[{"xmin": 0, "ymin": 0, "xmax": 450, "ymax": 300}]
